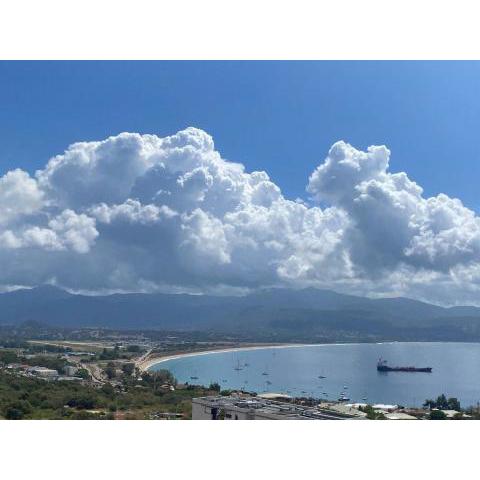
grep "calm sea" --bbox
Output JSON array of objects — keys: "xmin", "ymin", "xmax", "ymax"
[{"xmin": 149, "ymin": 342, "xmax": 480, "ymax": 408}]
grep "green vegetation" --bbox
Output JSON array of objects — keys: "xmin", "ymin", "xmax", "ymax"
[
  {"xmin": 104, "ymin": 361, "xmax": 116, "ymax": 379},
  {"xmin": 423, "ymin": 394, "xmax": 461, "ymax": 411},
  {"xmin": 209, "ymin": 382, "xmax": 221, "ymax": 392},
  {"xmin": 99, "ymin": 346, "xmax": 121, "ymax": 360},
  {"xmin": 0, "ymin": 350, "xmax": 19, "ymax": 365},
  {"xmin": 0, "ymin": 351, "xmax": 71, "ymax": 374},
  {"xmin": 75, "ymin": 368, "xmax": 90, "ymax": 380},
  {"xmin": 429, "ymin": 410, "xmax": 447, "ymax": 420},
  {"xmin": 122, "ymin": 362, "xmax": 135, "ymax": 376},
  {"xmin": 23, "ymin": 355, "xmax": 69, "ymax": 374},
  {"xmin": 126, "ymin": 345, "xmax": 142, "ymax": 352},
  {"xmin": 358, "ymin": 405, "xmax": 387, "ymax": 420},
  {"xmin": 0, "ymin": 370, "xmax": 216, "ymax": 420},
  {"xmin": 141, "ymin": 369, "xmax": 176, "ymax": 388}
]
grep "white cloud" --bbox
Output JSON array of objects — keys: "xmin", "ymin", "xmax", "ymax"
[
  {"xmin": 0, "ymin": 169, "xmax": 44, "ymax": 224},
  {"xmin": 1, "ymin": 128, "xmax": 480, "ymax": 305}
]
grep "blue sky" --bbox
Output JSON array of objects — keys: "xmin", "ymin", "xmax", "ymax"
[
  {"xmin": 1, "ymin": 61, "xmax": 480, "ymax": 210},
  {"xmin": 2, "ymin": 61, "xmax": 480, "ymax": 303}
]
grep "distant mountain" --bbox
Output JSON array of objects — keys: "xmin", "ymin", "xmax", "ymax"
[{"xmin": 1, "ymin": 286, "xmax": 480, "ymax": 342}]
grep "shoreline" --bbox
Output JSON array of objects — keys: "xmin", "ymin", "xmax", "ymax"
[
  {"xmin": 139, "ymin": 342, "xmax": 364, "ymax": 371},
  {"xmin": 139, "ymin": 343, "xmax": 319, "ymax": 371}
]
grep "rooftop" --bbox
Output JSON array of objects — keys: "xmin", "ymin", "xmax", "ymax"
[{"xmin": 193, "ymin": 395, "xmax": 364, "ymax": 420}]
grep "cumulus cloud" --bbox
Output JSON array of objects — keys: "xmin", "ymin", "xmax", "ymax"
[
  {"xmin": 0, "ymin": 169, "xmax": 44, "ymax": 224},
  {"xmin": 307, "ymin": 141, "xmax": 480, "ymax": 278},
  {"xmin": 1, "ymin": 128, "xmax": 480, "ymax": 305}
]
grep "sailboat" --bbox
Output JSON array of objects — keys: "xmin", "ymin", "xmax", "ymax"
[{"xmin": 234, "ymin": 359, "xmax": 243, "ymax": 371}]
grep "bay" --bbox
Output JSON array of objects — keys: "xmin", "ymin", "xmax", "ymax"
[{"xmin": 150, "ymin": 342, "xmax": 480, "ymax": 408}]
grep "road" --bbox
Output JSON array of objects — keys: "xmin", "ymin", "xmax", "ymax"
[{"xmin": 68, "ymin": 356, "xmax": 105, "ymax": 384}]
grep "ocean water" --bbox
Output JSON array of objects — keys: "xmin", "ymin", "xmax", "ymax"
[{"xmin": 150, "ymin": 342, "xmax": 480, "ymax": 408}]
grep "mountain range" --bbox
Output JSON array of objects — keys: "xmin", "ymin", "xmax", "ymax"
[{"xmin": 2, "ymin": 285, "xmax": 480, "ymax": 342}]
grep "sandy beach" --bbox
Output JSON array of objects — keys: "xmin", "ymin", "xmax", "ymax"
[{"xmin": 138, "ymin": 343, "xmax": 322, "ymax": 371}]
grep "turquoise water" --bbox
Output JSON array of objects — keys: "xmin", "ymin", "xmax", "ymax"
[{"xmin": 150, "ymin": 342, "xmax": 480, "ymax": 408}]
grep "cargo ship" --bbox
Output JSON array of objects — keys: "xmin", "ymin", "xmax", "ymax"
[{"xmin": 377, "ymin": 358, "xmax": 432, "ymax": 373}]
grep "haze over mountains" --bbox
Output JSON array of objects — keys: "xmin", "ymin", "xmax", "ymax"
[{"xmin": 2, "ymin": 286, "xmax": 480, "ymax": 342}]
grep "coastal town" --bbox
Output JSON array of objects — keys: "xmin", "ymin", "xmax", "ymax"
[{"xmin": 0, "ymin": 324, "xmax": 474, "ymax": 420}]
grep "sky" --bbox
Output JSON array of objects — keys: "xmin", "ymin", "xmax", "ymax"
[
  {"xmin": 1, "ymin": 61, "xmax": 480, "ymax": 305},
  {"xmin": 2, "ymin": 61, "xmax": 480, "ymax": 209}
]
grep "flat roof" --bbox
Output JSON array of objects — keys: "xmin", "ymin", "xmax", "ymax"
[{"xmin": 193, "ymin": 395, "xmax": 357, "ymax": 420}]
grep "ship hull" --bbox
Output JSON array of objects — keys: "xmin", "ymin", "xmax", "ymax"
[{"xmin": 377, "ymin": 366, "xmax": 432, "ymax": 373}]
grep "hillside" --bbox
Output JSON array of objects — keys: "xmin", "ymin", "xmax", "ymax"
[{"xmin": 1, "ymin": 286, "xmax": 480, "ymax": 342}]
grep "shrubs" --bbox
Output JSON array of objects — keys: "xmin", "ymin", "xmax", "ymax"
[
  {"xmin": 122, "ymin": 363, "xmax": 135, "ymax": 376},
  {"xmin": 66, "ymin": 395, "xmax": 98, "ymax": 410},
  {"xmin": 358, "ymin": 405, "xmax": 387, "ymax": 420},
  {"xmin": 429, "ymin": 409, "xmax": 447, "ymax": 420},
  {"xmin": 4, "ymin": 400, "xmax": 33, "ymax": 419},
  {"xmin": 0, "ymin": 369, "xmax": 208, "ymax": 420},
  {"xmin": 423, "ymin": 394, "xmax": 461, "ymax": 411}
]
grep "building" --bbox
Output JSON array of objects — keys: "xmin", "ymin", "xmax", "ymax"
[
  {"xmin": 27, "ymin": 366, "xmax": 58, "ymax": 378},
  {"xmin": 64, "ymin": 365, "xmax": 78, "ymax": 376},
  {"xmin": 192, "ymin": 395, "xmax": 361, "ymax": 420}
]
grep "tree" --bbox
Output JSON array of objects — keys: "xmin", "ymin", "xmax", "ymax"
[
  {"xmin": 122, "ymin": 363, "xmax": 135, "ymax": 376},
  {"xmin": 429, "ymin": 410, "xmax": 447, "ymax": 420},
  {"xmin": 76, "ymin": 368, "xmax": 90, "ymax": 380},
  {"xmin": 67, "ymin": 394, "xmax": 97, "ymax": 410},
  {"xmin": 4, "ymin": 400, "xmax": 32, "ymax": 419},
  {"xmin": 101, "ymin": 383, "xmax": 115, "ymax": 397},
  {"xmin": 424, "ymin": 394, "xmax": 461, "ymax": 412},
  {"xmin": 447, "ymin": 397, "xmax": 461, "ymax": 411},
  {"xmin": 126, "ymin": 345, "xmax": 141, "ymax": 353},
  {"xmin": 423, "ymin": 399, "xmax": 436, "ymax": 409},
  {"xmin": 0, "ymin": 351, "xmax": 19, "ymax": 365},
  {"xmin": 436, "ymin": 394, "xmax": 448, "ymax": 409},
  {"xmin": 5, "ymin": 407, "xmax": 23, "ymax": 420},
  {"xmin": 360, "ymin": 405, "xmax": 386, "ymax": 420},
  {"xmin": 209, "ymin": 382, "xmax": 221, "ymax": 392},
  {"xmin": 151, "ymin": 369, "xmax": 175, "ymax": 385},
  {"xmin": 104, "ymin": 362, "xmax": 116, "ymax": 380}
]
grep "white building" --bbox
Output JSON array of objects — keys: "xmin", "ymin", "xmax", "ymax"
[
  {"xmin": 192, "ymin": 395, "xmax": 356, "ymax": 420},
  {"xmin": 28, "ymin": 367, "xmax": 58, "ymax": 378},
  {"xmin": 64, "ymin": 365, "xmax": 78, "ymax": 376}
]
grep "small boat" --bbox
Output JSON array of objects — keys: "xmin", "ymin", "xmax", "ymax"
[
  {"xmin": 338, "ymin": 394, "xmax": 350, "ymax": 402},
  {"xmin": 266, "ymin": 380, "xmax": 272, "ymax": 385},
  {"xmin": 234, "ymin": 359, "xmax": 243, "ymax": 371},
  {"xmin": 362, "ymin": 397, "xmax": 368, "ymax": 401},
  {"xmin": 244, "ymin": 363, "xmax": 250, "ymax": 367},
  {"xmin": 318, "ymin": 375, "xmax": 326, "ymax": 379},
  {"xmin": 343, "ymin": 385, "xmax": 348, "ymax": 389},
  {"xmin": 190, "ymin": 376, "xmax": 199, "ymax": 380}
]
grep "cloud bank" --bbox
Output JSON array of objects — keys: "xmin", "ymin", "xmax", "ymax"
[{"xmin": 1, "ymin": 127, "xmax": 479, "ymax": 305}]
